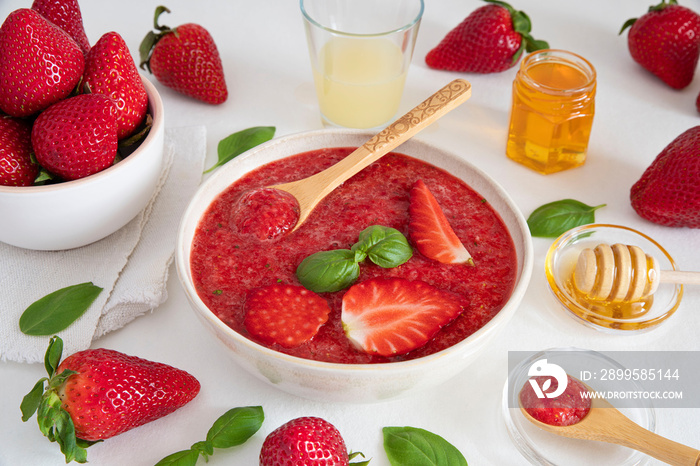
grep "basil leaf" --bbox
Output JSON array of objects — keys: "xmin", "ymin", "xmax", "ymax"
[
  {"xmin": 204, "ymin": 126, "xmax": 276, "ymax": 173},
  {"xmin": 383, "ymin": 426, "xmax": 468, "ymax": 466},
  {"xmin": 296, "ymin": 249, "xmax": 360, "ymax": 293},
  {"xmin": 353, "ymin": 225, "xmax": 412, "ymax": 268},
  {"xmin": 154, "ymin": 449, "xmax": 200, "ymax": 466},
  {"xmin": 19, "ymin": 283, "xmax": 103, "ymax": 336},
  {"xmin": 527, "ymin": 199, "xmax": 606, "ymax": 238},
  {"xmin": 206, "ymin": 406, "xmax": 264, "ymax": 449}
]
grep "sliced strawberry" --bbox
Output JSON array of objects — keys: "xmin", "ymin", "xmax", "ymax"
[
  {"xmin": 409, "ymin": 179, "xmax": 473, "ymax": 264},
  {"xmin": 341, "ymin": 278, "xmax": 465, "ymax": 356},
  {"xmin": 244, "ymin": 283, "xmax": 330, "ymax": 348}
]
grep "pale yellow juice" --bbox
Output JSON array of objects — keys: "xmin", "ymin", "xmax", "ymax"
[{"xmin": 313, "ymin": 37, "xmax": 406, "ymax": 128}]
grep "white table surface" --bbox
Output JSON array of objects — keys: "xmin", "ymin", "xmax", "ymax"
[{"xmin": 1, "ymin": 1, "xmax": 699, "ymax": 465}]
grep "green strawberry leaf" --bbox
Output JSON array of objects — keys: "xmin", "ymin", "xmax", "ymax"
[
  {"xmin": 296, "ymin": 249, "xmax": 361, "ymax": 293},
  {"xmin": 204, "ymin": 126, "xmax": 276, "ymax": 173},
  {"xmin": 206, "ymin": 406, "xmax": 265, "ymax": 449},
  {"xmin": 527, "ymin": 199, "xmax": 606, "ymax": 238},
  {"xmin": 19, "ymin": 283, "xmax": 103, "ymax": 336},
  {"xmin": 353, "ymin": 225, "xmax": 412, "ymax": 268},
  {"xmin": 20, "ymin": 379, "xmax": 47, "ymax": 422},
  {"xmin": 383, "ymin": 426, "xmax": 468, "ymax": 466},
  {"xmin": 44, "ymin": 335, "xmax": 63, "ymax": 376},
  {"xmin": 155, "ymin": 406, "xmax": 264, "ymax": 465}
]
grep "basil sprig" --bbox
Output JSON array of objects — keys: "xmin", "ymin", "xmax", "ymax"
[
  {"xmin": 383, "ymin": 426, "xmax": 468, "ymax": 466},
  {"xmin": 297, "ymin": 225, "xmax": 412, "ymax": 293},
  {"xmin": 19, "ymin": 283, "xmax": 103, "ymax": 336},
  {"xmin": 155, "ymin": 406, "xmax": 264, "ymax": 465},
  {"xmin": 527, "ymin": 199, "xmax": 606, "ymax": 238}
]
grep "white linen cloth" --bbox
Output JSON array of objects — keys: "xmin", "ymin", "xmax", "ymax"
[{"xmin": 0, "ymin": 126, "xmax": 206, "ymax": 363}]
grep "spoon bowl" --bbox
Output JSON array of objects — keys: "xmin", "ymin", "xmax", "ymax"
[{"xmin": 273, "ymin": 78, "xmax": 471, "ymax": 231}]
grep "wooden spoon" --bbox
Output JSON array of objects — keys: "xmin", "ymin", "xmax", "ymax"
[
  {"xmin": 520, "ymin": 397, "xmax": 700, "ymax": 466},
  {"xmin": 272, "ymin": 79, "xmax": 472, "ymax": 231},
  {"xmin": 573, "ymin": 243, "xmax": 700, "ymax": 302}
]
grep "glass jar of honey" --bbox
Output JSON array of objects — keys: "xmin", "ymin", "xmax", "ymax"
[{"xmin": 506, "ymin": 49, "xmax": 596, "ymax": 175}]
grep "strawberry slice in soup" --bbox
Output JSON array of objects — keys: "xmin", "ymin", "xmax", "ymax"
[
  {"xmin": 341, "ymin": 278, "xmax": 465, "ymax": 356},
  {"xmin": 409, "ymin": 179, "xmax": 473, "ymax": 265},
  {"xmin": 244, "ymin": 283, "xmax": 330, "ymax": 348}
]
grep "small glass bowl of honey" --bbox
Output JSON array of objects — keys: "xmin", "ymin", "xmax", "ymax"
[{"xmin": 545, "ymin": 224, "xmax": 683, "ymax": 333}]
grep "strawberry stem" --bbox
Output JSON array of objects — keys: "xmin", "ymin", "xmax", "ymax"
[
  {"xmin": 483, "ymin": 0, "xmax": 549, "ymax": 63},
  {"xmin": 139, "ymin": 5, "xmax": 178, "ymax": 73}
]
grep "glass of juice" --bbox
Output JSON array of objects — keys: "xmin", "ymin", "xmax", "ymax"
[
  {"xmin": 301, "ymin": 0, "xmax": 424, "ymax": 129},
  {"xmin": 506, "ymin": 49, "xmax": 597, "ymax": 175}
]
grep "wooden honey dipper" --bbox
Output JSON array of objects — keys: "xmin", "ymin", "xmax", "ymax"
[{"xmin": 573, "ymin": 243, "xmax": 700, "ymax": 302}]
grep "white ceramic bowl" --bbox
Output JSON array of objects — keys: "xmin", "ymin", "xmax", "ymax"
[
  {"xmin": 176, "ymin": 129, "xmax": 533, "ymax": 403},
  {"xmin": 0, "ymin": 77, "xmax": 165, "ymax": 251}
]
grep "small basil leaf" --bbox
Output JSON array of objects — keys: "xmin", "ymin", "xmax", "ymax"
[
  {"xmin": 353, "ymin": 225, "xmax": 412, "ymax": 268},
  {"xmin": 19, "ymin": 283, "xmax": 103, "ymax": 336},
  {"xmin": 205, "ymin": 126, "xmax": 276, "ymax": 173},
  {"xmin": 383, "ymin": 426, "xmax": 468, "ymax": 466},
  {"xmin": 154, "ymin": 448, "xmax": 201, "ymax": 466},
  {"xmin": 296, "ymin": 249, "xmax": 360, "ymax": 293},
  {"xmin": 527, "ymin": 199, "xmax": 606, "ymax": 238},
  {"xmin": 206, "ymin": 406, "xmax": 264, "ymax": 449}
]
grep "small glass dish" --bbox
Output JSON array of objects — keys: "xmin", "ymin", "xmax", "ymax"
[
  {"xmin": 502, "ymin": 347, "xmax": 656, "ymax": 466},
  {"xmin": 545, "ymin": 224, "xmax": 683, "ymax": 333}
]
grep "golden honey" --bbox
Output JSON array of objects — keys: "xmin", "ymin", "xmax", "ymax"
[{"xmin": 506, "ymin": 49, "xmax": 596, "ymax": 174}]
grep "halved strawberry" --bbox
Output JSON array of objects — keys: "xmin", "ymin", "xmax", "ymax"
[
  {"xmin": 341, "ymin": 278, "xmax": 465, "ymax": 356},
  {"xmin": 409, "ymin": 179, "xmax": 473, "ymax": 265},
  {"xmin": 244, "ymin": 283, "xmax": 330, "ymax": 348}
]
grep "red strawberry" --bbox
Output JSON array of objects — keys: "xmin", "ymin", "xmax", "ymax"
[
  {"xmin": 32, "ymin": 93, "xmax": 118, "ymax": 181},
  {"xmin": 620, "ymin": 0, "xmax": 700, "ymax": 90},
  {"xmin": 0, "ymin": 8, "xmax": 84, "ymax": 117},
  {"xmin": 341, "ymin": 278, "xmax": 465, "ymax": 356},
  {"xmin": 84, "ymin": 31, "xmax": 149, "ymax": 140},
  {"xmin": 409, "ymin": 179, "xmax": 473, "ymax": 264},
  {"xmin": 0, "ymin": 116, "xmax": 38, "ymax": 187},
  {"xmin": 31, "ymin": 0, "xmax": 91, "ymax": 55},
  {"xmin": 139, "ymin": 6, "xmax": 227, "ymax": 104},
  {"xmin": 22, "ymin": 337, "xmax": 200, "ymax": 463},
  {"xmin": 244, "ymin": 283, "xmax": 331, "ymax": 348},
  {"xmin": 260, "ymin": 417, "xmax": 355, "ymax": 466},
  {"xmin": 231, "ymin": 188, "xmax": 300, "ymax": 241},
  {"xmin": 630, "ymin": 126, "xmax": 700, "ymax": 228},
  {"xmin": 425, "ymin": 0, "xmax": 548, "ymax": 73}
]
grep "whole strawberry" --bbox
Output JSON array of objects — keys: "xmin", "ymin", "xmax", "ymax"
[
  {"xmin": 22, "ymin": 337, "xmax": 200, "ymax": 463},
  {"xmin": 260, "ymin": 417, "xmax": 367, "ymax": 466},
  {"xmin": 0, "ymin": 8, "xmax": 84, "ymax": 117},
  {"xmin": 31, "ymin": 0, "xmax": 91, "ymax": 55},
  {"xmin": 139, "ymin": 6, "xmax": 227, "ymax": 104},
  {"xmin": 84, "ymin": 31, "xmax": 149, "ymax": 139},
  {"xmin": 0, "ymin": 116, "xmax": 38, "ymax": 187},
  {"xmin": 32, "ymin": 93, "xmax": 118, "ymax": 180},
  {"xmin": 425, "ymin": 0, "xmax": 548, "ymax": 73},
  {"xmin": 620, "ymin": 0, "xmax": 700, "ymax": 89},
  {"xmin": 630, "ymin": 126, "xmax": 700, "ymax": 228}
]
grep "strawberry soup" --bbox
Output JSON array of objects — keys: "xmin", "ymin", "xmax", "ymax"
[{"xmin": 190, "ymin": 147, "xmax": 517, "ymax": 364}]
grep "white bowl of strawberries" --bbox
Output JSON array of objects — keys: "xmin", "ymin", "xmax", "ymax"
[
  {"xmin": 0, "ymin": 8, "xmax": 165, "ymax": 250},
  {"xmin": 176, "ymin": 129, "xmax": 533, "ymax": 403}
]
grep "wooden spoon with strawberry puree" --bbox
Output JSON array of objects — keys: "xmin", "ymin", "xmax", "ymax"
[
  {"xmin": 272, "ymin": 79, "xmax": 472, "ymax": 232},
  {"xmin": 519, "ymin": 382, "xmax": 700, "ymax": 466}
]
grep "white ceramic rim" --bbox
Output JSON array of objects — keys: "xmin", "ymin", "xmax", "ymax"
[
  {"xmin": 176, "ymin": 128, "xmax": 534, "ymax": 373},
  {"xmin": 0, "ymin": 75, "xmax": 164, "ymax": 195}
]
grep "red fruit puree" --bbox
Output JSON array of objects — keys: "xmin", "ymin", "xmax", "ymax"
[
  {"xmin": 190, "ymin": 148, "xmax": 518, "ymax": 364},
  {"xmin": 519, "ymin": 375, "xmax": 592, "ymax": 426}
]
